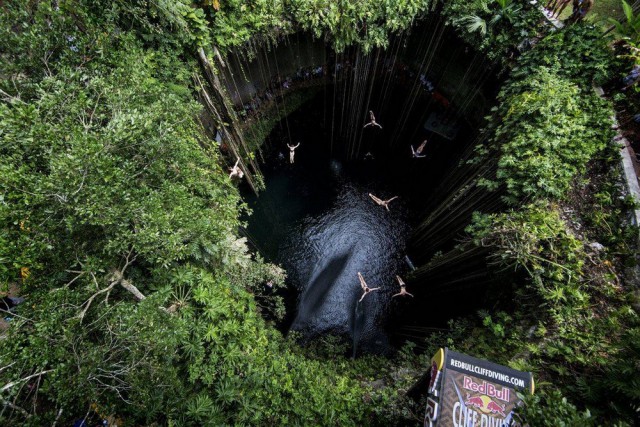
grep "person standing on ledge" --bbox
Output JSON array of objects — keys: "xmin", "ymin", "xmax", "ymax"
[
  {"xmin": 229, "ymin": 158, "xmax": 244, "ymax": 179},
  {"xmin": 357, "ymin": 272, "xmax": 380, "ymax": 303},
  {"xmin": 546, "ymin": 0, "xmax": 572, "ymax": 18},
  {"xmin": 287, "ymin": 142, "xmax": 300, "ymax": 164},
  {"xmin": 368, "ymin": 193, "xmax": 398, "ymax": 211},
  {"xmin": 567, "ymin": 0, "xmax": 593, "ymax": 23},
  {"xmin": 392, "ymin": 275, "xmax": 413, "ymax": 298},
  {"xmin": 363, "ymin": 110, "xmax": 383, "ymax": 129},
  {"xmin": 411, "ymin": 140, "xmax": 427, "ymax": 158}
]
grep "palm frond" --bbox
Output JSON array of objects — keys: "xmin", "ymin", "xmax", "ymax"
[{"xmin": 457, "ymin": 15, "xmax": 488, "ymax": 35}]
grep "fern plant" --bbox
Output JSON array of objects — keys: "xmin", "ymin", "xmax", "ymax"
[
  {"xmin": 457, "ymin": 14, "xmax": 489, "ymax": 34},
  {"xmin": 608, "ymin": 0, "xmax": 640, "ymax": 43},
  {"xmin": 455, "ymin": 0, "xmax": 522, "ymax": 36}
]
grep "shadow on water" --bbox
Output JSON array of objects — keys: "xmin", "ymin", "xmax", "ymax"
[
  {"xmin": 282, "ymin": 180, "xmax": 407, "ymax": 352},
  {"xmin": 293, "ymin": 250, "xmax": 352, "ymax": 326}
]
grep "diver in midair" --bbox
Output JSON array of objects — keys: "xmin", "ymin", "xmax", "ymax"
[
  {"xmin": 287, "ymin": 142, "xmax": 300, "ymax": 164},
  {"xmin": 363, "ymin": 111, "xmax": 383, "ymax": 129},
  {"xmin": 357, "ymin": 272, "xmax": 380, "ymax": 303},
  {"xmin": 229, "ymin": 158, "xmax": 244, "ymax": 179},
  {"xmin": 368, "ymin": 193, "xmax": 398, "ymax": 211},
  {"xmin": 392, "ymin": 275, "xmax": 414, "ymax": 298},
  {"xmin": 411, "ymin": 140, "xmax": 428, "ymax": 158}
]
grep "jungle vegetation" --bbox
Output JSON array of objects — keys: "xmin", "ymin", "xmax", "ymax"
[{"xmin": 0, "ymin": 0, "xmax": 638, "ymax": 425}]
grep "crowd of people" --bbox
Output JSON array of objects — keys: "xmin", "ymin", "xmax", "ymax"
[
  {"xmin": 236, "ymin": 64, "xmax": 330, "ymax": 119},
  {"xmin": 233, "ymin": 55, "xmax": 449, "ymax": 122}
]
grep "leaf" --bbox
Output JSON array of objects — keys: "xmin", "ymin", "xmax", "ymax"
[
  {"xmin": 623, "ymin": 0, "xmax": 633, "ymax": 24},
  {"xmin": 458, "ymin": 15, "xmax": 487, "ymax": 35}
]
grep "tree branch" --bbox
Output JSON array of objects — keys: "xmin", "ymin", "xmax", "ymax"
[
  {"xmin": 78, "ymin": 277, "xmax": 118, "ymax": 321},
  {"xmin": 78, "ymin": 250, "xmax": 145, "ymax": 320},
  {"xmin": 0, "ymin": 307, "xmax": 32, "ymax": 323},
  {"xmin": 2, "ymin": 400, "xmax": 30, "ymax": 418},
  {"xmin": 119, "ymin": 279, "xmax": 146, "ymax": 301},
  {"xmin": 1, "ymin": 370, "xmax": 53, "ymax": 393},
  {"xmin": 51, "ymin": 407, "xmax": 63, "ymax": 427},
  {"xmin": 0, "ymin": 88, "xmax": 25, "ymax": 104},
  {"xmin": 0, "ymin": 363, "xmax": 16, "ymax": 374}
]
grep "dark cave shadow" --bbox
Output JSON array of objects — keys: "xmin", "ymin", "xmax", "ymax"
[{"xmin": 291, "ymin": 249, "xmax": 353, "ymax": 329}]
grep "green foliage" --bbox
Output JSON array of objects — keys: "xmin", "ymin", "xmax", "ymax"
[
  {"xmin": 442, "ymin": 0, "xmax": 545, "ymax": 64},
  {"xmin": 1, "ymin": 264, "xmax": 376, "ymax": 425},
  {"xmin": 208, "ymin": 0, "xmax": 289, "ymax": 49},
  {"xmin": 454, "ymin": 0, "xmax": 522, "ymax": 37},
  {"xmin": 575, "ymin": 148, "xmax": 639, "ymax": 256},
  {"xmin": 576, "ymin": 323, "xmax": 640, "ymax": 421},
  {"xmin": 0, "ymin": 261, "xmax": 189, "ymax": 422},
  {"xmin": 208, "ymin": 0, "xmax": 433, "ymax": 52},
  {"xmin": 468, "ymin": 204, "xmax": 587, "ymax": 311},
  {"xmin": 181, "ymin": 267, "xmax": 372, "ymax": 425},
  {"xmin": 1, "ymin": 42, "xmax": 243, "ymax": 286},
  {"xmin": 457, "ymin": 14, "xmax": 489, "ymax": 35},
  {"xmin": 457, "ymin": 36, "xmax": 626, "ymax": 424},
  {"xmin": 456, "ymin": 39, "xmax": 627, "ymax": 423},
  {"xmin": 464, "ymin": 203, "xmax": 638, "ymax": 423},
  {"xmin": 0, "ymin": 2, "xmax": 379, "ymax": 424},
  {"xmin": 90, "ymin": 0, "xmax": 212, "ymax": 49},
  {"xmin": 512, "ymin": 24, "xmax": 619, "ymax": 87},
  {"xmin": 467, "ymin": 24, "xmax": 617, "ymax": 207},
  {"xmin": 478, "ymin": 68, "xmax": 614, "ymax": 204},
  {"xmin": 516, "ymin": 388, "xmax": 596, "ymax": 426},
  {"xmin": 288, "ymin": 0, "xmax": 429, "ymax": 52},
  {"xmin": 0, "ymin": 0, "xmax": 635, "ymax": 425},
  {"xmin": 608, "ymin": 0, "xmax": 640, "ymax": 43}
]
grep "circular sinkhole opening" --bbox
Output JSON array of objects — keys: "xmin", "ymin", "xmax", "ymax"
[{"xmin": 233, "ymin": 26, "xmax": 500, "ymax": 355}]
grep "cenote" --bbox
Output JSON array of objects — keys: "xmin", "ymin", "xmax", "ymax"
[
  {"xmin": 6, "ymin": 0, "xmax": 639, "ymax": 424},
  {"xmin": 231, "ymin": 23, "xmax": 502, "ymax": 355}
]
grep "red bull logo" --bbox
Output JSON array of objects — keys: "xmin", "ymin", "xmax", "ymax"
[
  {"xmin": 486, "ymin": 400, "xmax": 506, "ymax": 417},
  {"xmin": 464, "ymin": 394, "xmax": 484, "ymax": 409},
  {"xmin": 463, "ymin": 394, "xmax": 508, "ymax": 418},
  {"xmin": 429, "ymin": 348, "xmax": 533, "ymax": 427},
  {"xmin": 462, "ymin": 376, "xmax": 510, "ymax": 402}
]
